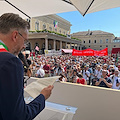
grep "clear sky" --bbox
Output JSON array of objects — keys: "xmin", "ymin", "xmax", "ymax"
[{"xmin": 57, "ymin": 7, "xmax": 120, "ymax": 37}]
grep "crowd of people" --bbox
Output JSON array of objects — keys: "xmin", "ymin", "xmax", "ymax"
[
  {"xmin": 0, "ymin": 12, "xmax": 120, "ymax": 120},
  {"xmin": 26, "ymin": 53, "xmax": 120, "ymax": 89}
]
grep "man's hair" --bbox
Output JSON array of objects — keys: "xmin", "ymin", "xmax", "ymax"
[{"xmin": 0, "ymin": 13, "xmax": 30, "ymax": 34}]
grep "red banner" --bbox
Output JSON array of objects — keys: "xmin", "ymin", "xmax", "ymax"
[
  {"xmin": 72, "ymin": 48, "xmax": 108, "ymax": 56},
  {"xmin": 82, "ymin": 48, "xmax": 94, "ymax": 56},
  {"xmin": 95, "ymin": 48, "xmax": 108, "ymax": 56}
]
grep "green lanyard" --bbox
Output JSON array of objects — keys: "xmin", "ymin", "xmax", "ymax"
[{"xmin": 0, "ymin": 42, "xmax": 8, "ymax": 51}]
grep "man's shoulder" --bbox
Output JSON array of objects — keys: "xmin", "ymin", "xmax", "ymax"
[
  {"xmin": 0, "ymin": 52, "xmax": 20, "ymax": 65},
  {"xmin": 0, "ymin": 52, "xmax": 15, "ymax": 59}
]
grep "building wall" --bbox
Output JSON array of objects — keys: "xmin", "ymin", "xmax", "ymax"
[
  {"xmin": 71, "ymin": 31, "xmax": 115, "ymax": 54},
  {"xmin": 29, "ymin": 14, "xmax": 71, "ymax": 36}
]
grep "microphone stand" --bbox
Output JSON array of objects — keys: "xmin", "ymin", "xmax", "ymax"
[{"xmin": 24, "ymin": 76, "xmax": 30, "ymax": 86}]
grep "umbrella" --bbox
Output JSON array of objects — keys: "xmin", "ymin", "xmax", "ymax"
[
  {"xmin": 70, "ymin": 0, "xmax": 120, "ymax": 16},
  {"xmin": 1, "ymin": 0, "xmax": 120, "ymax": 18},
  {"xmin": 0, "ymin": 0, "xmax": 76, "ymax": 18}
]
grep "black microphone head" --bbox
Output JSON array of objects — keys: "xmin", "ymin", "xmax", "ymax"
[
  {"xmin": 18, "ymin": 52, "xmax": 25, "ymax": 61},
  {"xmin": 18, "ymin": 52, "xmax": 29, "ymax": 68}
]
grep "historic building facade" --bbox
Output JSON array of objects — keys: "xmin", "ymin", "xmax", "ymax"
[
  {"xmin": 27, "ymin": 14, "xmax": 82, "ymax": 53},
  {"xmin": 71, "ymin": 30, "xmax": 119, "ymax": 54}
]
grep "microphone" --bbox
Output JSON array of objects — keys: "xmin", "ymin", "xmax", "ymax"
[{"xmin": 18, "ymin": 52, "xmax": 29, "ymax": 69}]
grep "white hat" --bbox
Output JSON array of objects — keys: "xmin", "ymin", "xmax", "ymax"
[{"xmin": 25, "ymin": 50, "xmax": 30, "ymax": 55}]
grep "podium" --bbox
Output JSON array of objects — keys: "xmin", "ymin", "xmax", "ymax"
[{"xmin": 25, "ymin": 97, "xmax": 77, "ymax": 120}]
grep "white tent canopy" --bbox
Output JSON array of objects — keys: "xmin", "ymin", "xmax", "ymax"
[
  {"xmin": 70, "ymin": 0, "xmax": 120, "ymax": 16},
  {"xmin": 1, "ymin": 0, "xmax": 120, "ymax": 19},
  {"xmin": 0, "ymin": 0, "xmax": 76, "ymax": 18}
]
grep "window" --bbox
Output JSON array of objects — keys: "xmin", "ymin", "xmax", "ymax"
[
  {"xmin": 59, "ymin": 30, "xmax": 61, "ymax": 34},
  {"xmin": 100, "ymin": 40, "xmax": 102, "ymax": 43},
  {"xmin": 48, "ymin": 44, "xmax": 52, "ymax": 50},
  {"xmin": 84, "ymin": 41, "xmax": 85, "ymax": 43},
  {"xmin": 100, "ymin": 45, "xmax": 102, "ymax": 47},
  {"xmin": 114, "ymin": 45, "xmax": 116, "ymax": 47},
  {"xmin": 106, "ymin": 39, "xmax": 108, "ymax": 43},
  {"xmin": 55, "ymin": 28, "xmax": 57, "ymax": 32},
  {"xmin": 35, "ymin": 20, "xmax": 39, "ymax": 30},
  {"xmin": 89, "ymin": 40, "xmax": 91, "ymax": 43},
  {"xmin": 89, "ymin": 46, "xmax": 90, "ymax": 47},
  {"xmin": 49, "ymin": 26, "xmax": 52, "ymax": 31},
  {"xmin": 94, "ymin": 40, "xmax": 96, "ymax": 43},
  {"xmin": 106, "ymin": 45, "xmax": 108, "ymax": 47},
  {"xmin": 43, "ymin": 24, "xmax": 46, "ymax": 30}
]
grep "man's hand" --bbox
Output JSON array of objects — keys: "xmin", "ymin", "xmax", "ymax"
[{"xmin": 40, "ymin": 85, "xmax": 54, "ymax": 100}]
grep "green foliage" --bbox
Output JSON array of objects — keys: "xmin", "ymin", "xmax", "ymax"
[
  {"xmin": 29, "ymin": 30, "xmax": 35, "ymax": 33},
  {"xmin": 71, "ymin": 37, "xmax": 81, "ymax": 41},
  {"xmin": 29, "ymin": 30, "xmax": 69, "ymax": 38}
]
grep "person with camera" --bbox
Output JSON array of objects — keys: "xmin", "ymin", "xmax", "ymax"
[
  {"xmin": 0, "ymin": 13, "xmax": 53, "ymax": 120},
  {"xmin": 18, "ymin": 50, "xmax": 32, "ymax": 79},
  {"xmin": 95, "ymin": 70, "xmax": 112, "ymax": 88}
]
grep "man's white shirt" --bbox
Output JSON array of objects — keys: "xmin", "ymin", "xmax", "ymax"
[{"xmin": 83, "ymin": 70, "xmax": 90, "ymax": 81}]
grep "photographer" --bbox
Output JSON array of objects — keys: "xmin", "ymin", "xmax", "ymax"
[{"xmin": 18, "ymin": 50, "xmax": 32, "ymax": 78}]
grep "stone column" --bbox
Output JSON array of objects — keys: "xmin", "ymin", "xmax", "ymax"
[
  {"xmin": 77, "ymin": 44, "xmax": 79, "ymax": 50},
  {"xmin": 45, "ymin": 37, "xmax": 48, "ymax": 50},
  {"xmin": 60, "ymin": 41, "xmax": 62, "ymax": 49},
  {"xmin": 70, "ymin": 43, "xmax": 72, "ymax": 49},
  {"xmin": 53, "ymin": 39, "xmax": 56, "ymax": 50},
  {"xmin": 80, "ymin": 45, "xmax": 82, "ymax": 50}
]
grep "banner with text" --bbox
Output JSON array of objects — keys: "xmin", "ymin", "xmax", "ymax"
[
  {"xmin": 45, "ymin": 50, "xmax": 62, "ymax": 56},
  {"xmin": 72, "ymin": 48, "xmax": 108, "ymax": 56}
]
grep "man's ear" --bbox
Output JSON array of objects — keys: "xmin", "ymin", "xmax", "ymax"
[{"xmin": 12, "ymin": 31, "xmax": 18, "ymax": 42}]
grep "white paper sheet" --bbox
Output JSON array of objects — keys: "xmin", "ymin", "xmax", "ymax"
[{"xmin": 24, "ymin": 76, "xmax": 60, "ymax": 98}]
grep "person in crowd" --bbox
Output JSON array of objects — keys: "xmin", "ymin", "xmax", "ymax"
[
  {"xmin": 49, "ymin": 62, "xmax": 54, "ymax": 77},
  {"xmin": 43, "ymin": 61, "xmax": 50, "ymax": 77},
  {"xmin": 95, "ymin": 65, "xmax": 102, "ymax": 79},
  {"xmin": 109, "ymin": 65, "xmax": 115, "ymax": 75},
  {"xmin": 95, "ymin": 70, "xmax": 112, "ymax": 88},
  {"xmin": 77, "ymin": 67, "xmax": 82, "ymax": 74},
  {"xmin": 53, "ymin": 63, "xmax": 59, "ymax": 76},
  {"xmin": 31, "ymin": 61, "xmax": 37, "ymax": 77},
  {"xmin": 76, "ymin": 73, "xmax": 87, "ymax": 85},
  {"xmin": 0, "ymin": 13, "xmax": 53, "ymax": 120},
  {"xmin": 59, "ymin": 73, "xmax": 67, "ymax": 82},
  {"xmin": 35, "ymin": 65, "xmax": 45, "ymax": 78},
  {"xmin": 65, "ymin": 63, "xmax": 72, "ymax": 81},
  {"xmin": 102, "ymin": 64, "xmax": 110, "ymax": 76},
  {"xmin": 110, "ymin": 69, "xmax": 120, "ymax": 89},
  {"xmin": 70, "ymin": 65, "xmax": 78, "ymax": 83},
  {"xmin": 83, "ymin": 65, "xmax": 90, "ymax": 85},
  {"xmin": 117, "ymin": 64, "xmax": 120, "ymax": 76}
]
